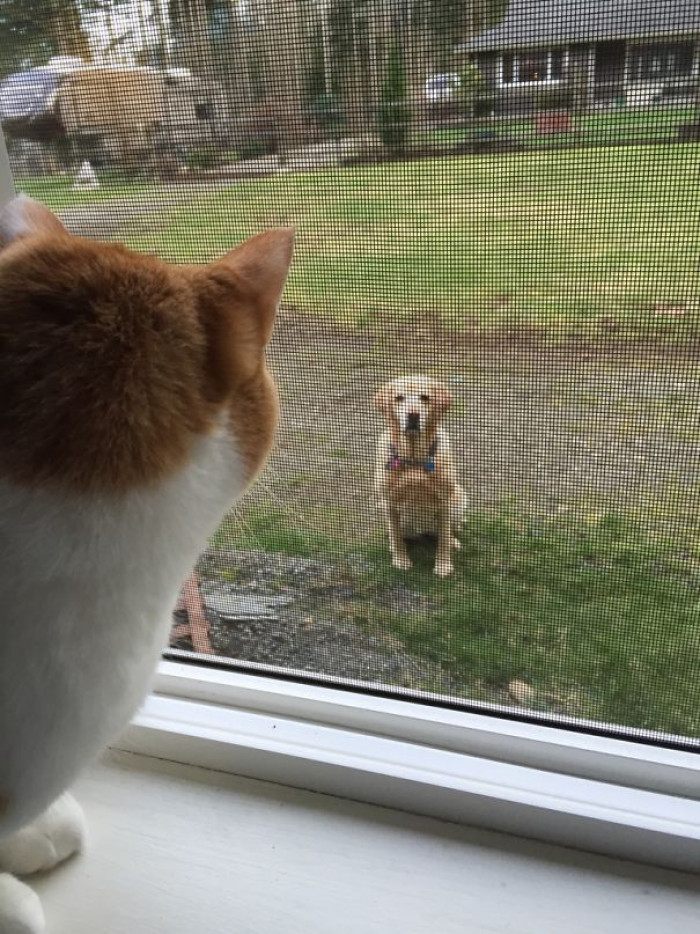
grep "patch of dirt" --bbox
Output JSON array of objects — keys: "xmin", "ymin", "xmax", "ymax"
[
  {"xmin": 57, "ymin": 184, "xmax": 230, "ymax": 240},
  {"xmin": 261, "ymin": 308, "xmax": 700, "ymax": 527}
]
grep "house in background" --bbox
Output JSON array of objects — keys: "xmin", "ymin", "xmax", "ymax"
[{"xmin": 460, "ymin": 0, "xmax": 700, "ymax": 114}]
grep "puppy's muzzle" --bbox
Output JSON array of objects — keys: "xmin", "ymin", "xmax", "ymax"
[{"xmin": 405, "ymin": 412, "xmax": 421, "ymax": 433}]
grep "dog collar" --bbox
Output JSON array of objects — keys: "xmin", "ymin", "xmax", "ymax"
[{"xmin": 386, "ymin": 440, "xmax": 438, "ymax": 473}]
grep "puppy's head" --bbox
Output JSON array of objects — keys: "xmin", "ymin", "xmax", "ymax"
[
  {"xmin": 0, "ymin": 195, "xmax": 294, "ymax": 495},
  {"xmin": 374, "ymin": 375, "xmax": 452, "ymax": 436}
]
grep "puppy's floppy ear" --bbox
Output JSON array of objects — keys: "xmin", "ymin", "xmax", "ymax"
[
  {"xmin": 374, "ymin": 384, "xmax": 395, "ymax": 412},
  {"xmin": 196, "ymin": 228, "xmax": 294, "ymax": 400},
  {"xmin": 0, "ymin": 195, "xmax": 68, "ymax": 248},
  {"xmin": 431, "ymin": 381, "xmax": 453, "ymax": 411}
]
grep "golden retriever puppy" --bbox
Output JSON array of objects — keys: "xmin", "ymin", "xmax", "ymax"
[{"xmin": 374, "ymin": 375, "xmax": 466, "ymax": 577}]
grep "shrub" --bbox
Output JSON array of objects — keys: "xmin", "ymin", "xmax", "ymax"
[
  {"xmin": 311, "ymin": 93, "xmax": 345, "ymax": 136},
  {"xmin": 535, "ymin": 87, "xmax": 573, "ymax": 111},
  {"xmin": 183, "ymin": 147, "xmax": 221, "ymax": 170},
  {"xmin": 377, "ymin": 38, "xmax": 411, "ymax": 156},
  {"xmin": 457, "ymin": 62, "xmax": 487, "ymax": 117},
  {"xmin": 237, "ymin": 135, "xmax": 276, "ymax": 160}
]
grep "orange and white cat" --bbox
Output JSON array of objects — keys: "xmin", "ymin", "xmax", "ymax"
[{"xmin": 0, "ymin": 195, "xmax": 293, "ymax": 933}]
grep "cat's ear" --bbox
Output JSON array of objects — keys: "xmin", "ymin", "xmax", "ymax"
[
  {"xmin": 197, "ymin": 228, "xmax": 294, "ymax": 399},
  {"xmin": 0, "ymin": 195, "xmax": 68, "ymax": 248},
  {"xmin": 212, "ymin": 228, "xmax": 295, "ymax": 342}
]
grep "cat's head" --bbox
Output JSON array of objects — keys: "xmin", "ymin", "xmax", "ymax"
[{"xmin": 0, "ymin": 195, "xmax": 293, "ymax": 495}]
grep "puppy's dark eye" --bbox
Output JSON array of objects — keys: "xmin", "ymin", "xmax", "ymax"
[
  {"xmin": 420, "ymin": 394, "xmax": 430, "ymax": 403},
  {"xmin": 395, "ymin": 394, "xmax": 405, "ymax": 403}
]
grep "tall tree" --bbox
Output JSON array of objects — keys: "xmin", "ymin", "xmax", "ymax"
[
  {"xmin": 48, "ymin": 0, "xmax": 93, "ymax": 58},
  {"xmin": 169, "ymin": 0, "xmax": 216, "ymax": 84},
  {"xmin": 0, "ymin": 0, "xmax": 92, "ymax": 76},
  {"xmin": 322, "ymin": 0, "xmax": 508, "ymax": 136},
  {"xmin": 207, "ymin": 0, "xmax": 254, "ymax": 109},
  {"xmin": 255, "ymin": 0, "xmax": 308, "ymax": 158}
]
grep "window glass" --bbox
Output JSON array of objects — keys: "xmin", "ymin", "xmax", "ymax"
[{"xmin": 2, "ymin": 1, "xmax": 700, "ymax": 748}]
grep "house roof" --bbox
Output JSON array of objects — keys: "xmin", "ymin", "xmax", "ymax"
[{"xmin": 462, "ymin": 0, "xmax": 700, "ymax": 52}]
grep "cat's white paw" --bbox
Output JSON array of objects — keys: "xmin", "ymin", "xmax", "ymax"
[
  {"xmin": 0, "ymin": 874, "xmax": 45, "ymax": 934},
  {"xmin": 0, "ymin": 793, "xmax": 86, "ymax": 876}
]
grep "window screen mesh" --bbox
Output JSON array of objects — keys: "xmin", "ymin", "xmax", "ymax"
[{"xmin": 3, "ymin": 0, "xmax": 700, "ymax": 745}]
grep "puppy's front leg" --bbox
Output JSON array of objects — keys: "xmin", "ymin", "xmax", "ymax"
[
  {"xmin": 387, "ymin": 506, "xmax": 412, "ymax": 570},
  {"xmin": 435, "ymin": 504, "xmax": 454, "ymax": 577}
]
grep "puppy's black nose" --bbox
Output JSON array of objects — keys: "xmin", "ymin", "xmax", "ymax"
[{"xmin": 406, "ymin": 412, "xmax": 420, "ymax": 431}]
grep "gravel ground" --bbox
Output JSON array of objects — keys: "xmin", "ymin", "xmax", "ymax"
[{"xmin": 170, "ymin": 548, "xmax": 460, "ymax": 696}]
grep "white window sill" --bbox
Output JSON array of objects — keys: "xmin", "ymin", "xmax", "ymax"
[
  {"xmin": 110, "ymin": 661, "xmax": 700, "ymax": 875},
  {"xmin": 30, "ymin": 749, "xmax": 700, "ymax": 934},
  {"xmin": 499, "ymin": 79, "xmax": 565, "ymax": 89}
]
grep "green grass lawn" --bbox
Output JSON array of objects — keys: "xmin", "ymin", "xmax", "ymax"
[
  {"xmin": 424, "ymin": 106, "xmax": 696, "ymax": 148},
  {"xmin": 429, "ymin": 105, "xmax": 695, "ymax": 149},
  {"xmin": 215, "ymin": 501, "xmax": 700, "ymax": 737},
  {"xmin": 120, "ymin": 142, "xmax": 700, "ymax": 330},
  {"xmin": 17, "ymin": 172, "xmax": 156, "ymax": 210}
]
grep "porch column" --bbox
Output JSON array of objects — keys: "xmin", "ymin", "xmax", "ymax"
[
  {"xmin": 622, "ymin": 41, "xmax": 631, "ymax": 102},
  {"xmin": 692, "ymin": 35, "xmax": 700, "ymax": 111},
  {"xmin": 587, "ymin": 44, "xmax": 596, "ymax": 108}
]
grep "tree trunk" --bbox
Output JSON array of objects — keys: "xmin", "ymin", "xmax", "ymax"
[
  {"xmin": 178, "ymin": 0, "xmax": 215, "ymax": 85},
  {"xmin": 221, "ymin": 1, "xmax": 253, "ymax": 114},
  {"xmin": 47, "ymin": 0, "xmax": 92, "ymax": 61},
  {"xmin": 403, "ymin": 22, "xmax": 432, "ymax": 135},
  {"xmin": 259, "ymin": 0, "xmax": 308, "ymax": 160}
]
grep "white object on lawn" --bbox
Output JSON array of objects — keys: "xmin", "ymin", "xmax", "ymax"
[{"xmin": 73, "ymin": 160, "xmax": 99, "ymax": 191}]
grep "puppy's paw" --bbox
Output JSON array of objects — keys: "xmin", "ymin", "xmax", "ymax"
[
  {"xmin": 434, "ymin": 561, "xmax": 453, "ymax": 577},
  {"xmin": 0, "ymin": 793, "xmax": 86, "ymax": 876},
  {"xmin": 392, "ymin": 553, "xmax": 413, "ymax": 571},
  {"xmin": 0, "ymin": 874, "xmax": 45, "ymax": 934}
]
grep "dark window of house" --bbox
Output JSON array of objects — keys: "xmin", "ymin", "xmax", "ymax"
[
  {"xmin": 550, "ymin": 50, "xmax": 565, "ymax": 80},
  {"xmin": 595, "ymin": 40, "xmax": 626, "ymax": 83},
  {"xmin": 502, "ymin": 54, "xmax": 514, "ymax": 85},
  {"xmin": 519, "ymin": 51, "xmax": 550, "ymax": 83},
  {"xmin": 195, "ymin": 102, "xmax": 213, "ymax": 121},
  {"xmin": 631, "ymin": 42, "xmax": 695, "ymax": 81}
]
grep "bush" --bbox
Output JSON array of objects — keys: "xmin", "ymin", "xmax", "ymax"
[
  {"xmin": 535, "ymin": 87, "xmax": 573, "ymax": 111},
  {"xmin": 183, "ymin": 147, "xmax": 222, "ymax": 170},
  {"xmin": 237, "ymin": 135, "xmax": 277, "ymax": 160},
  {"xmin": 311, "ymin": 93, "xmax": 345, "ymax": 136},
  {"xmin": 377, "ymin": 38, "xmax": 411, "ymax": 155},
  {"xmin": 457, "ymin": 62, "xmax": 487, "ymax": 116},
  {"xmin": 473, "ymin": 95, "xmax": 497, "ymax": 118},
  {"xmin": 376, "ymin": 99, "xmax": 412, "ymax": 155}
]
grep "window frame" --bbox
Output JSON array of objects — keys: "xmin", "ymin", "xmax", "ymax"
[
  {"xmin": 1, "ymin": 126, "xmax": 699, "ymax": 876},
  {"xmin": 499, "ymin": 48, "xmax": 568, "ymax": 88},
  {"xmin": 115, "ymin": 659, "xmax": 700, "ymax": 875},
  {"xmin": 628, "ymin": 41, "xmax": 696, "ymax": 83}
]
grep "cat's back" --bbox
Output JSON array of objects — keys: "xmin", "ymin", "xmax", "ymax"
[{"xmin": 0, "ymin": 195, "xmax": 292, "ymax": 839}]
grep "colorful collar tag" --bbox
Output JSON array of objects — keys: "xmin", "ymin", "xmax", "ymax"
[{"xmin": 386, "ymin": 442, "xmax": 438, "ymax": 473}]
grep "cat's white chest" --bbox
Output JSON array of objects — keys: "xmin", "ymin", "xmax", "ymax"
[{"xmin": 0, "ymin": 428, "xmax": 245, "ymax": 837}]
